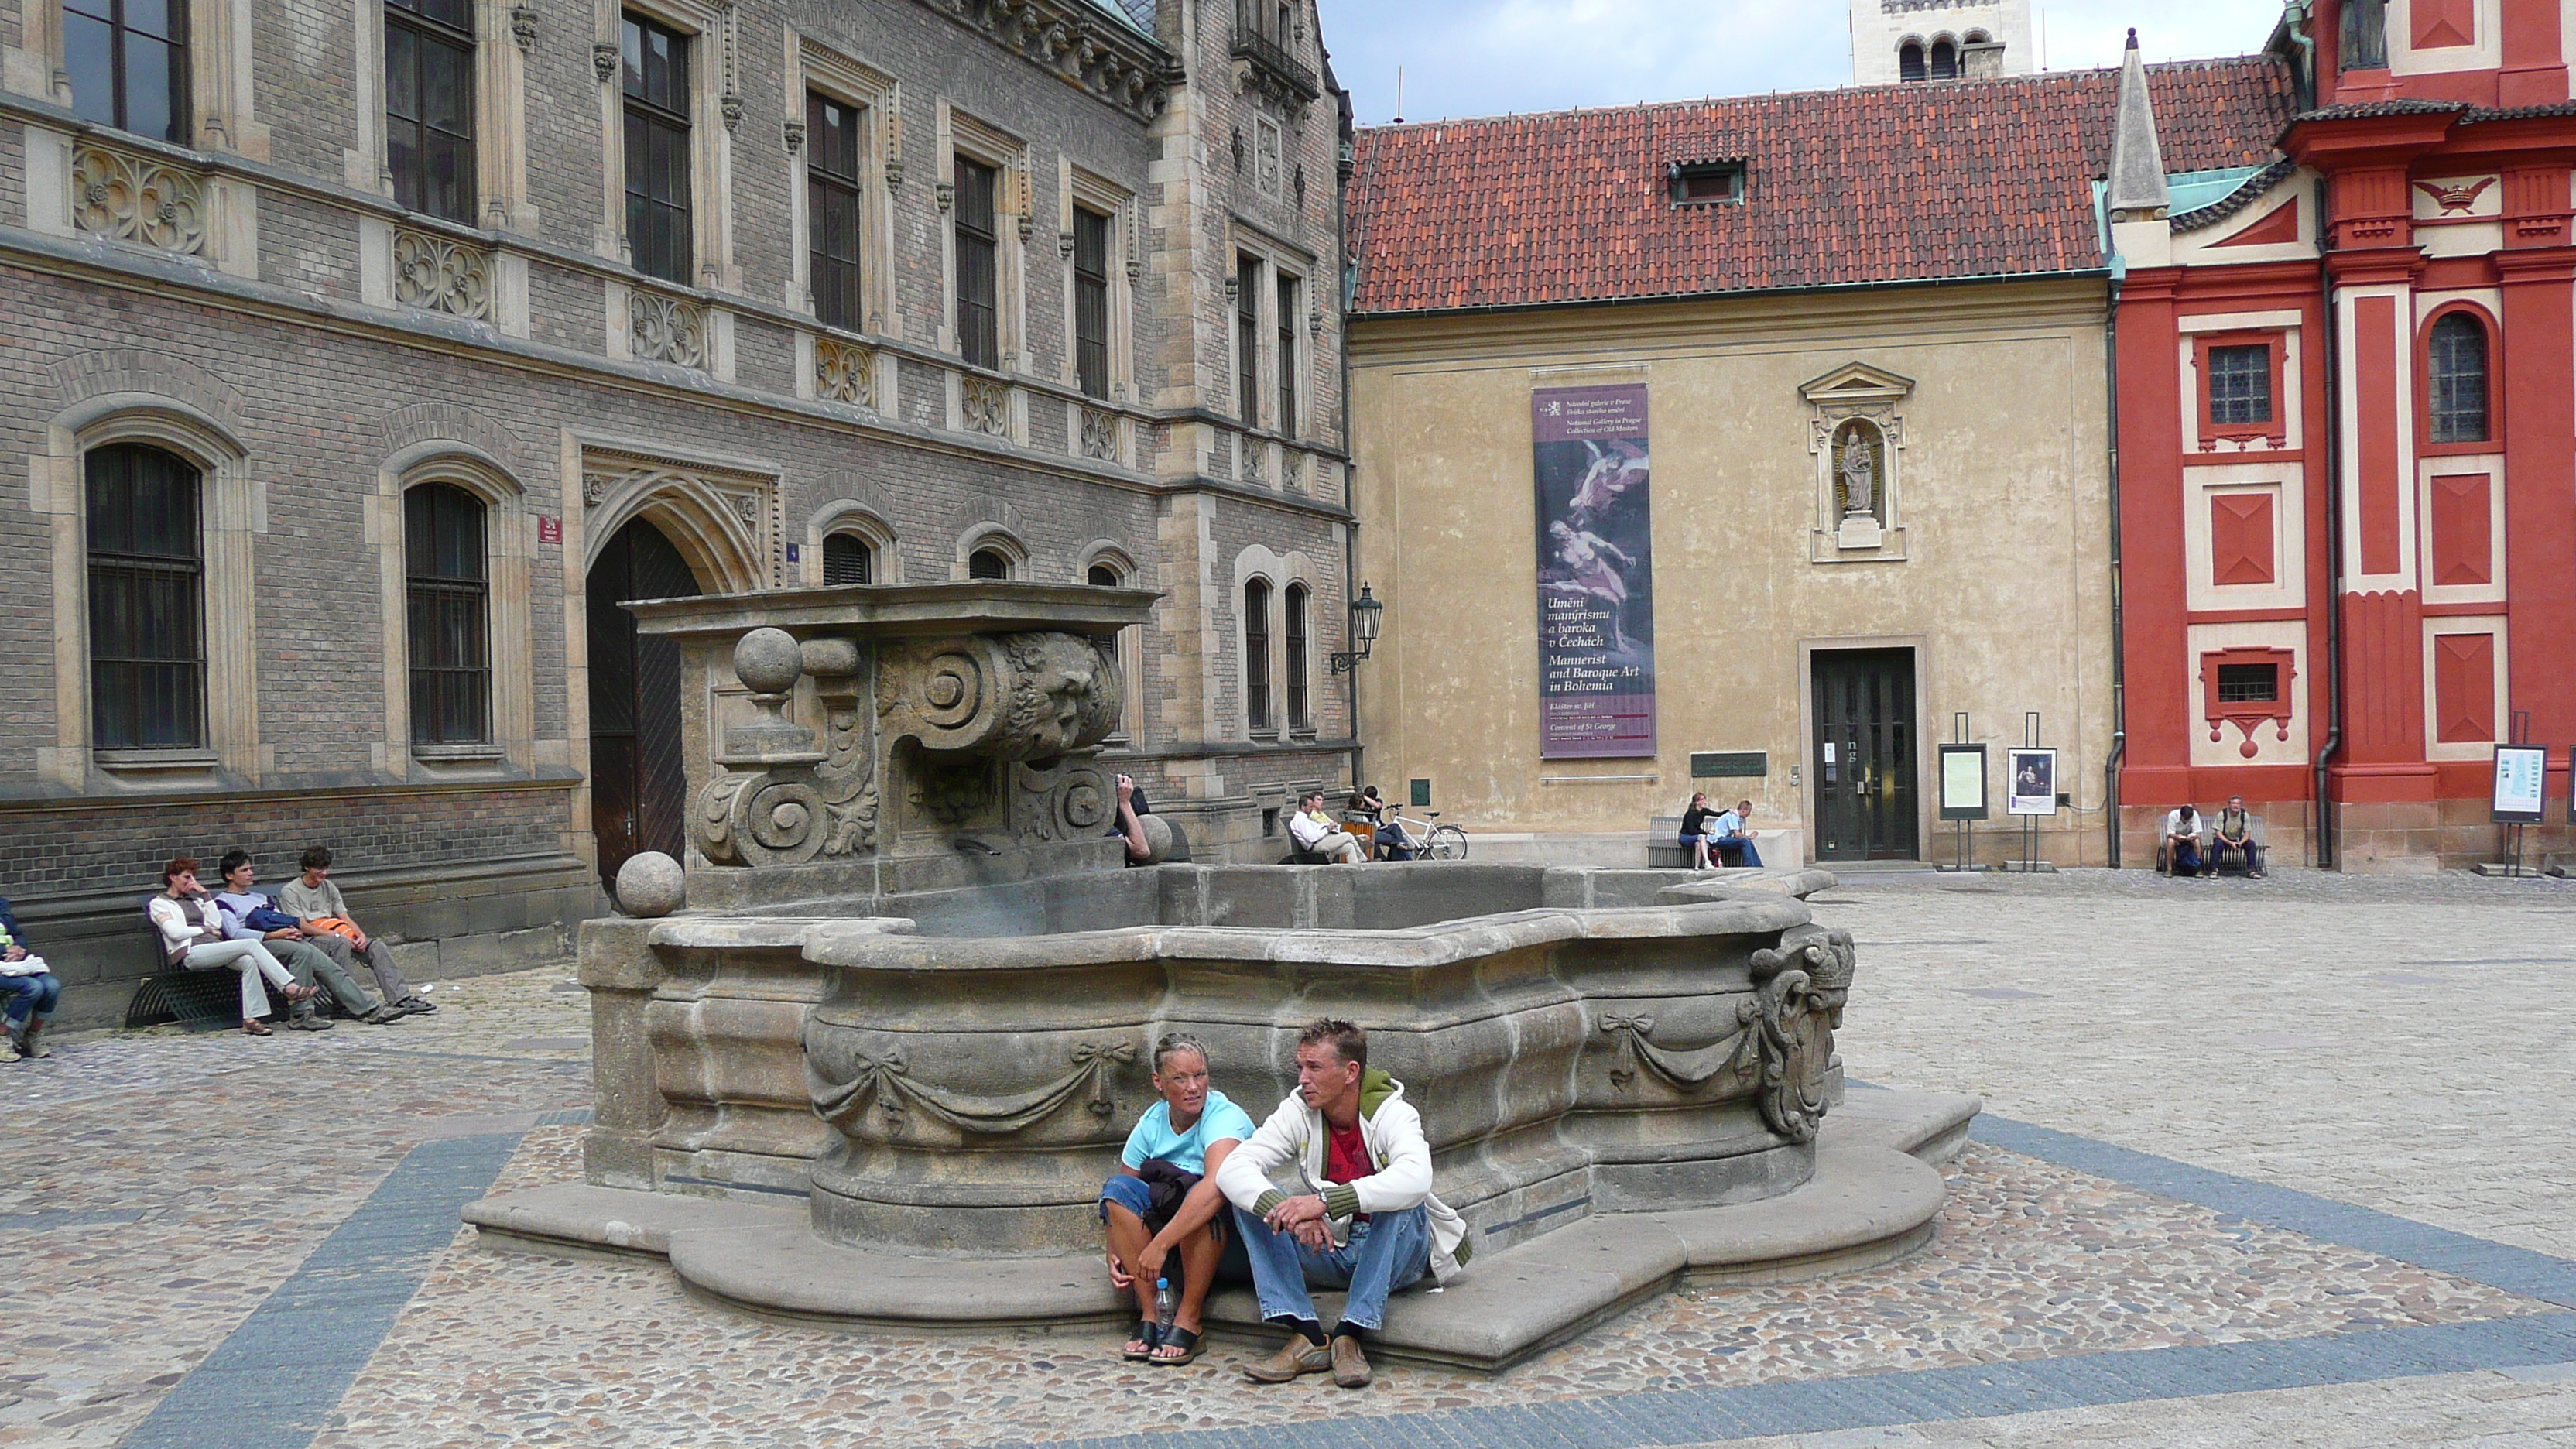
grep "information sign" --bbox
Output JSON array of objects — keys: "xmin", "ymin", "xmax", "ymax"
[
  {"xmin": 2493, "ymin": 745, "xmax": 2548, "ymax": 824},
  {"xmin": 2006, "ymin": 748, "xmax": 2057, "ymax": 817},
  {"xmin": 1937, "ymin": 744, "xmax": 1988, "ymax": 821}
]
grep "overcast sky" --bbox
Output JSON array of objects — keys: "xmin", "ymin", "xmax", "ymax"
[{"xmin": 1313, "ymin": 0, "xmax": 2285, "ymax": 125}]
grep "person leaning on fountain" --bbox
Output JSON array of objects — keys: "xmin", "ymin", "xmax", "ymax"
[
  {"xmin": 1215, "ymin": 1019, "xmax": 1472, "ymax": 1389},
  {"xmin": 1100, "ymin": 1033, "xmax": 1255, "ymax": 1366}
]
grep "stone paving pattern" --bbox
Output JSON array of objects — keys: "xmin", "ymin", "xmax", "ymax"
[{"xmin": 2, "ymin": 867, "xmax": 2571, "ymax": 1447}]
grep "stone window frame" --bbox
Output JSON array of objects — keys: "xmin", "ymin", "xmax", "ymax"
[
  {"xmin": 1060, "ymin": 161, "xmax": 1136, "ymax": 404},
  {"xmin": 1230, "ymin": 543, "xmax": 1316, "ymax": 742},
  {"xmin": 40, "ymin": 393, "xmax": 264, "ymax": 790},
  {"xmin": 591, "ymin": 0, "xmax": 737, "ymax": 293},
  {"xmin": 373, "ymin": 443, "xmax": 535, "ymax": 776},
  {"xmin": 2418, "ymin": 300, "xmax": 2497, "ymax": 452},
  {"xmin": 348, "ymin": 0, "xmax": 532, "ymax": 228},
  {"xmin": 783, "ymin": 33, "xmax": 896, "ymax": 337},
  {"xmin": 1226, "ymin": 228, "xmax": 1316, "ymax": 454},
  {"xmin": 802, "ymin": 498, "xmax": 901, "ymax": 586},
  {"xmin": 7, "ymin": 0, "xmax": 268, "ymax": 158},
  {"xmin": 954, "ymin": 524, "xmax": 1027, "ymax": 581},
  {"xmin": 936, "ymin": 103, "xmax": 1030, "ymax": 373},
  {"xmin": 1078, "ymin": 541, "xmax": 1142, "ymax": 746}
]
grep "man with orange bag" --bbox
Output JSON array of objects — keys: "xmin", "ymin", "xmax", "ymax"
[{"xmin": 276, "ymin": 847, "xmax": 437, "ymax": 1016}]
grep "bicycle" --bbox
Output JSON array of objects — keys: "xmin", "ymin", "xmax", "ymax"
[{"xmin": 1389, "ymin": 812, "xmax": 1468, "ymax": 862}]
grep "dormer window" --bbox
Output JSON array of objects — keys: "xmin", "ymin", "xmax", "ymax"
[{"xmin": 1669, "ymin": 159, "xmax": 1745, "ymax": 207}]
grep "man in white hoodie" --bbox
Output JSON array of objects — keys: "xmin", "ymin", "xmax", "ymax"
[{"xmin": 1214, "ymin": 1019, "xmax": 1471, "ymax": 1389}]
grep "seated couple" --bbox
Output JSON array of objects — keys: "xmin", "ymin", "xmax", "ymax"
[
  {"xmin": 148, "ymin": 849, "xmax": 437, "ymax": 1036},
  {"xmin": 1287, "ymin": 791, "xmax": 1371, "ymax": 864},
  {"xmin": 1679, "ymin": 793, "xmax": 1763, "ymax": 869},
  {"xmin": 1099, "ymin": 1020, "xmax": 1471, "ymax": 1389}
]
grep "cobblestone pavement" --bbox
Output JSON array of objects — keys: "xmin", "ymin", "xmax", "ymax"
[{"xmin": 5, "ymin": 868, "xmax": 2572, "ymax": 1448}]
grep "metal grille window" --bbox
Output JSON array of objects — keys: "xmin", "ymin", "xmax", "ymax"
[
  {"xmin": 807, "ymin": 92, "xmax": 865, "ymax": 331},
  {"xmin": 1236, "ymin": 255, "xmax": 1262, "ymax": 426},
  {"xmin": 64, "ymin": 0, "xmax": 188, "ymax": 142},
  {"xmin": 1898, "ymin": 43, "xmax": 1926, "ymax": 81},
  {"xmin": 1243, "ymin": 579, "xmax": 1273, "ymax": 732},
  {"xmin": 1276, "ymin": 274, "xmax": 1300, "ymax": 437},
  {"xmin": 2208, "ymin": 344, "xmax": 2273, "ymax": 426},
  {"xmin": 406, "ymin": 483, "xmax": 490, "ymax": 745},
  {"xmin": 1088, "ymin": 563, "xmax": 1122, "ymax": 587},
  {"xmin": 954, "ymin": 156, "xmax": 1000, "ymax": 370},
  {"xmin": 2428, "ymin": 313, "xmax": 2489, "ymax": 444},
  {"xmin": 1074, "ymin": 207, "xmax": 1112, "ymax": 399},
  {"xmin": 968, "ymin": 547, "xmax": 1012, "ymax": 581},
  {"xmin": 86, "ymin": 444, "xmax": 204, "ymax": 750},
  {"xmin": 387, "ymin": 0, "xmax": 475, "ymax": 223},
  {"xmin": 823, "ymin": 533, "xmax": 872, "ymax": 585},
  {"xmin": 1928, "ymin": 39, "xmax": 1957, "ymax": 78},
  {"xmin": 2216, "ymin": 663, "xmax": 2280, "ymax": 703},
  {"xmin": 1284, "ymin": 583, "xmax": 1310, "ymax": 731},
  {"xmin": 622, "ymin": 14, "xmax": 692, "ymax": 285}
]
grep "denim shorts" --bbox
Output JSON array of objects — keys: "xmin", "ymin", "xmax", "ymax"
[{"xmin": 1099, "ymin": 1172, "xmax": 1233, "ymax": 1245}]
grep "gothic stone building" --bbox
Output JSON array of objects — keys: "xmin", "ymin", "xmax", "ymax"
[{"xmin": 0, "ymin": 0, "xmax": 1356, "ymax": 1024}]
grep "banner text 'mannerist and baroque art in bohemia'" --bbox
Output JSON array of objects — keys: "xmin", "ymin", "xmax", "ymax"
[{"xmin": 1533, "ymin": 383, "xmax": 1656, "ymax": 759}]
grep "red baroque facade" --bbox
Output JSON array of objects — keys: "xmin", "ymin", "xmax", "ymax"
[{"xmin": 2112, "ymin": 0, "xmax": 2576, "ymax": 870}]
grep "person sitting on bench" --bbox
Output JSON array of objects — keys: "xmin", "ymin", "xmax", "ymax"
[
  {"xmin": 213, "ymin": 850, "xmax": 402, "ymax": 1026},
  {"xmin": 149, "ymin": 856, "xmax": 320, "ymax": 1036},
  {"xmin": 2210, "ymin": 796, "xmax": 2266, "ymax": 880},
  {"xmin": 1712, "ymin": 800, "xmax": 1765, "ymax": 868},
  {"xmin": 2162, "ymin": 804, "xmax": 2207, "ymax": 878},
  {"xmin": 1287, "ymin": 792, "xmax": 1368, "ymax": 865},
  {"xmin": 1099, "ymin": 1033, "xmax": 1255, "ymax": 1368},
  {"xmin": 0, "ymin": 894, "xmax": 60, "ymax": 1060},
  {"xmin": 277, "ymin": 847, "xmax": 433, "ymax": 1014},
  {"xmin": 1679, "ymin": 792, "xmax": 1719, "ymax": 869}
]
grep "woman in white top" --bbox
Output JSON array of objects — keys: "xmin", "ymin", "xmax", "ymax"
[{"xmin": 146, "ymin": 855, "xmax": 314, "ymax": 1036}]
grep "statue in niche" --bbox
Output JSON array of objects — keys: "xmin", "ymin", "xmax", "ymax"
[{"xmin": 1831, "ymin": 420, "xmax": 1886, "ymax": 549}]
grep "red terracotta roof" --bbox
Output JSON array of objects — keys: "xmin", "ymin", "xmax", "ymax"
[{"xmin": 1348, "ymin": 57, "xmax": 2297, "ymax": 314}]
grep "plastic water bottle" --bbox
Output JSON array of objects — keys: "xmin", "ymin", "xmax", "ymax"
[{"xmin": 1154, "ymin": 1276, "xmax": 1176, "ymax": 1338}]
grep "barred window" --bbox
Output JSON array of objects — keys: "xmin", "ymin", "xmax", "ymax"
[
  {"xmin": 2216, "ymin": 663, "xmax": 2280, "ymax": 704},
  {"xmin": 823, "ymin": 533, "xmax": 872, "ymax": 585},
  {"xmin": 406, "ymin": 483, "xmax": 490, "ymax": 745},
  {"xmin": 622, "ymin": 13, "xmax": 692, "ymax": 285},
  {"xmin": 87, "ymin": 444, "xmax": 205, "ymax": 750},
  {"xmin": 1074, "ymin": 207, "xmax": 1112, "ymax": 399},
  {"xmin": 387, "ymin": 0, "xmax": 476, "ymax": 224},
  {"xmin": 954, "ymin": 156, "xmax": 1000, "ymax": 371},
  {"xmin": 808, "ymin": 91, "xmax": 865, "ymax": 331},
  {"xmin": 1244, "ymin": 579, "xmax": 1273, "ymax": 733},
  {"xmin": 1088, "ymin": 563, "xmax": 1122, "ymax": 587},
  {"xmin": 64, "ymin": 0, "xmax": 188, "ymax": 142},
  {"xmin": 2208, "ymin": 344, "xmax": 2273, "ymax": 427},
  {"xmin": 1898, "ymin": 42, "xmax": 1926, "ymax": 81},
  {"xmin": 968, "ymin": 546, "xmax": 1012, "ymax": 581},
  {"xmin": 1929, "ymin": 39, "xmax": 1957, "ymax": 79},
  {"xmin": 1284, "ymin": 582, "xmax": 1310, "ymax": 731},
  {"xmin": 2428, "ymin": 313, "xmax": 2489, "ymax": 444}
]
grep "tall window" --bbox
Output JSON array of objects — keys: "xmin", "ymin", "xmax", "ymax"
[
  {"xmin": 823, "ymin": 533, "xmax": 872, "ymax": 585},
  {"xmin": 1073, "ymin": 207, "xmax": 1112, "ymax": 399},
  {"xmin": 1929, "ymin": 39, "xmax": 1958, "ymax": 78},
  {"xmin": 86, "ymin": 444, "xmax": 204, "ymax": 751},
  {"xmin": 2341, "ymin": 0, "xmax": 2389, "ymax": 70},
  {"xmin": 2428, "ymin": 313, "xmax": 2490, "ymax": 444},
  {"xmin": 386, "ymin": 0, "xmax": 475, "ymax": 223},
  {"xmin": 968, "ymin": 546, "xmax": 1012, "ymax": 580},
  {"xmin": 1276, "ymin": 275, "xmax": 1300, "ymax": 437},
  {"xmin": 807, "ymin": 92, "xmax": 865, "ymax": 331},
  {"xmin": 1898, "ymin": 43, "xmax": 1926, "ymax": 81},
  {"xmin": 64, "ymin": 0, "xmax": 188, "ymax": 142},
  {"xmin": 406, "ymin": 484, "xmax": 490, "ymax": 745},
  {"xmin": 2208, "ymin": 344, "xmax": 2273, "ymax": 426},
  {"xmin": 954, "ymin": 156, "xmax": 1000, "ymax": 370},
  {"xmin": 1236, "ymin": 255, "xmax": 1262, "ymax": 426},
  {"xmin": 1284, "ymin": 583, "xmax": 1310, "ymax": 731},
  {"xmin": 622, "ymin": 13, "xmax": 693, "ymax": 285},
  {"xmin": 1243, "ymin": 579, "xmax": 1273, "ymax": 733}
]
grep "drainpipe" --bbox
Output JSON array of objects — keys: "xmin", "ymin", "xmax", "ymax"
[
  {"xmin": 1336, "ymin": 101, "xmax": 1363, "ymax": 793},
  {"xmin": 2313, "ymin": 181, "xmax": 2345, "ymax": 870},
  {"xmin": 2104, "ymin": 269, "xmax": 2128, "ymax": 868}
]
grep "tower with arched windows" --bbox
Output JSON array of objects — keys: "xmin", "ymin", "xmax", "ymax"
[{"xmin": 1852, "ymin": 0, "xmax": 2035, "ymax": 86}]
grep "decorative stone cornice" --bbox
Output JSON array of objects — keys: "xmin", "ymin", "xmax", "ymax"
[{"xmin": 909, "ymin": 0, "xmax": 1177, "ymax": 122}]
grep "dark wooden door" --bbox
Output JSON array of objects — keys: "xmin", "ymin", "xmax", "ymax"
[
  {"xmin": 587, "ymin": 519, "xmax": 701, "ymax": 890},
  {"xmin": 1812, "ymin": 649, "xmax": 1919, "ymax": 862}
]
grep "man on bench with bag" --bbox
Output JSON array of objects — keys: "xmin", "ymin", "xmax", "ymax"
[{"xmin": 277, "ymin": 847, "xmax": 435, "ymax": 1016}]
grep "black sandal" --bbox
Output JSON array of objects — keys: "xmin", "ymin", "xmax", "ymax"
[
  {"xmin": 1150, "ymin": 1326, "xmax": 1203, "ymax": 1365},
  {"xmin": 1122, "ymin": 1320, "xmax": 1160, "ymax": 1362}
]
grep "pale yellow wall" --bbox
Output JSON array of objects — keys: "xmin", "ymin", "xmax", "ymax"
[{"xmin": 1350, "ymin": 279, "xmax": 2118, "ymax": 865}]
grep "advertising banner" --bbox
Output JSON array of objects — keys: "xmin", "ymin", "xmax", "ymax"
[
  {"xmin": 2006, "ymin": 748, "xmax": 2057, "ymax": 817},
  {"xmin": 1533, "ymin": 383, "xmax": 1655, "ymax": 758}
]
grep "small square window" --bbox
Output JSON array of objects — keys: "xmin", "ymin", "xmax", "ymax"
[
  {"xmin": 1669, "ymin": 160, "xmax": 1745, "ymax": 207},
  {"xmin": 2216, "ymin": 663, "xmax": 2280, "ymax": 703},
  {"xmin": 2208, "ymin": 344, "xmax": 2273, "ymax": 426}
]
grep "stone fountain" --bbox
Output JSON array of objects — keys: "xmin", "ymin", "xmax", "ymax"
[{"xmin": 464, "ymin": 583, "xmax": 1978, "ymax": 1369}]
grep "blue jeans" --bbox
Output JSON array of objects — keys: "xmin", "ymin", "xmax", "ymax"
[
  {"xmin": 1232, "ymin": 1203, "xmax": 1430, "ymax": 1333},
  {"xmin": 1715, "ymin": 834, "xmax": 1762, "ymax": 868},
  {"xmin": 0, "ymin": 971, "xmax": 60, "ymax": 1024}
]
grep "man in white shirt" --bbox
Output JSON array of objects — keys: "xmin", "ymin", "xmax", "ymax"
[
  {"xmin": 1286, "ymin": 791, "xmax": 1367, "ymax": 864},
  {"xmin": 1712, "ymin": 800, "xmax": 1764, "ymax": 868},
  {"xmin": 2162, "ymin": 804, "xmax": 2208, "ymax": 877}
]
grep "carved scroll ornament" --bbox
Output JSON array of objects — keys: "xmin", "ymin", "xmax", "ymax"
[
  {"xmin": 1597, "ymin": 924, "xmax": 1857, "ymax": 1143},
  {"xmin": 805, "ymin": 1030, "xmax": 1136, "ymax": 1136},
  {"xmin": 694, "ymin": 631, "xmax": 879, "ymax": 867},
  {"xmin": 876, "ymin": 633, "xmax": 1121, "ymax": 759}
]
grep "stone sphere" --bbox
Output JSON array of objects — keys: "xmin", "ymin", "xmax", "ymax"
[
  {"xmin": 615, "ymin": 851, "xmax": 686, "ymax": 918},
  {"xmin": 1134, "ymin": 813, "xmax": 1176, "ymax": 866},
  {"xmin": 733, "ymin": 627, "xmax": 803, "ymax": 696}
]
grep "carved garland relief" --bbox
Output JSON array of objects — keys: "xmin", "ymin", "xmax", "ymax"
[{"xmin": 1594, "ymin": 925, "xmax": 1856, "ymax": 1143}]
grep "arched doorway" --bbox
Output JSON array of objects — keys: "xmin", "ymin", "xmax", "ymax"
[{"xmin": 587, "ymin": 517, "xmax": 703, "ymax": 892}]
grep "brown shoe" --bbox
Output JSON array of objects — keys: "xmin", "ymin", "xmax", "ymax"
[
  {"xmin": 1241, "ymin": 1337, "xmax": 1331, "ymax": 1384},
  {"xmin": 1330, "ymin": 1334, "xmax": 1372, "ymax": 1389}
]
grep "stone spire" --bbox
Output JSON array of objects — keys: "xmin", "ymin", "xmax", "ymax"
[{"xmin": 2105, "ymin": 29, "xmax": 2170, "ymax": 222}]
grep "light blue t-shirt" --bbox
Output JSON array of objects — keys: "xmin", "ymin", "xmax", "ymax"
[{"xmin": 1121, "ymin": 1089, "xmax": 1258, "ymax": 1176}]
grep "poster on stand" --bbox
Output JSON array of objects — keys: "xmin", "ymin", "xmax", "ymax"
[
  {"xmin": 2006, "ymin": 748, "xmax": 2057, "ymax": 817},
  {"xmin": 1938, "ymin": 744, "xmax": 1989, "ymax": 821},
  {"xmin": 2492, "ymin": 745, "xmax": 2547, "ymax": 824},
  {"xmin": 1533, "ymin": 382, "xmax": 1656, "ymax": 757}
]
